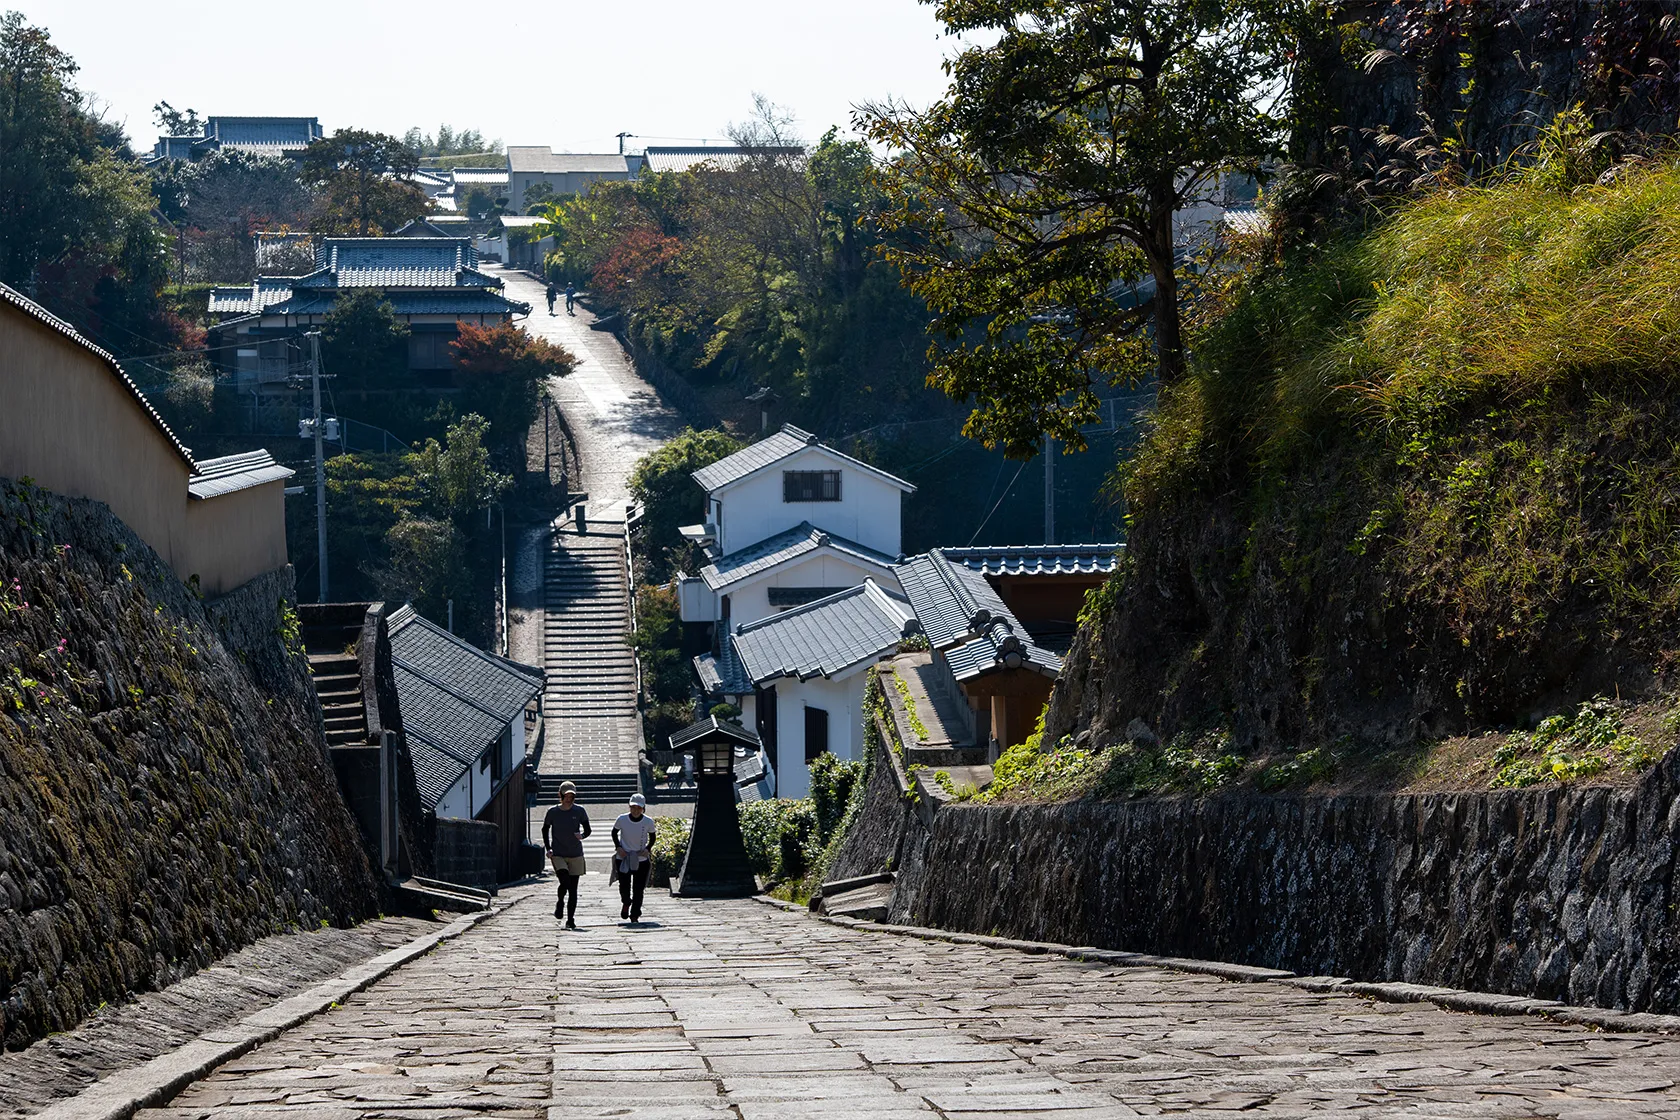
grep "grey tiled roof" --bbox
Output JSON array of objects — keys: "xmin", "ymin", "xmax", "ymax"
[
  {"xmin": 507, "ymin": 147, "xmax": 629, "ymax": 174},
  {"xmin": 895, "ymin": 550, "xmax": 1060, "ymax": 681},
  {"xmin": 204, "ymin": 116, "xmax": 322, "ymax": 149},
  {"xmin": 450, "ymin": 168, "xmax": 509, "ymax": 184},
  {"xmin": 940, "ymin": 543, "xmax": 1122, "ymax": 577},
  {"xmin": 731, "ymin": 580, "xmax": 913, "ymax": 685},
  {"xmin": 188, "ymin": 450, "xmax": 293, "ymax": 499},
  {"xmin": 699, "ymin": 522, "xmax": 897, "ymax": 592},
  {"xmin": 387, "ymin": 604, "xmax": 542, "ymax": 808},
  {"xmin": 407, "ymin": 735, "xmax": 474, "ymax": 807},
  {"xmin": 895, "ymin": 551, "xmax": 1014, "ymax": 649},
  {"xmin": 291, "ymin": 238, "xmax": 497, "ymax": 290},
  {"xmin": 207, "ymin": 276, "xmax": 298, "ymax": 315},
  {"xmin": 668, "ymin": 715, "xmax": 761, "ymax": 751},
  {"xmin": 690, "ymin": 423, "xmax": 915, "ymax": 494},
  {"xmin": 642, "ymin": 145, "xmax": 804, "ymax": 174},
  {"xmin": 0, "ymin": 282, "xmax": 196, "ymax": 470},
  {"xmin": 262, "ymin": 289, "xmax": 529, "ymax": 318},
  {"xmin": 693, "ymin": 641, "xmax": 751, "ymax": 695}
]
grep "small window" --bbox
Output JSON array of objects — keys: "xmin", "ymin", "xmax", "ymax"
[{"xmin": 783, "ymin": 470, "xmax": 841, "ymax": 502}]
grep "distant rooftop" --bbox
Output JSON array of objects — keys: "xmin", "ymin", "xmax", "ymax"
[
  {"xmin": 506, "ymin": 147, "xmax": 629, "ymax": 175},
  {"xmin": 642, "ymin": 145, "xmax": 805, "ymax": 174},
  {"xmin": 941, "ymin": 544, "xmax": 1121, "ymax": 578},
  {"xmin": 188, "ymin": 450, "xmax": 293, "ymax": 500}
]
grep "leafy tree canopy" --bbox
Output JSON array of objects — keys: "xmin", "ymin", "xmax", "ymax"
[
  {"xmin": 152, "ymin": 99, "xmax": 202, "ymax": 136},
  {"xmin": 402, "ymin": 124, "xmax": 501, "ymax": 158},
  {"xmin": 863, "ymin": 0, "xmax": 1299, "ymax": 456},
  {"xmin": 321, "ymin": 290, "xmax": 409, "ymax": 387},
  {"xmin": 628, "ymin": 427, "xmax": 746, "ymax": 582},
  {"xmin": 302, "ymin": 128, "xmax": 428, "ymax": 234},
  {"xmin": 449, "ymin": 322, "xmax": 577, "ymax": 466}
]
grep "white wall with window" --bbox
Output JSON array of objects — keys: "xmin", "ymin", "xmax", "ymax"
[
  {"xmin": 753, "ymin": 671, "xmax": 869, "ymax": 800},
  {"xmin": 712, "ymin": 447, "xmax": 908, "ymax": 557}
]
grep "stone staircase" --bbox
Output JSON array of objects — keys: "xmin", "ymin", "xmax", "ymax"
[
  {"xmin": 535, "ymin": 529, "xmax": 642, "ymax": 803},
  {"xmin": 302, "ymin": 614, "xmax": 371, "ymax": 747}
]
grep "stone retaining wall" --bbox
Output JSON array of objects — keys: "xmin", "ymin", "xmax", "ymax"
[
  {"xmin": 843, "ymin": 726, "xmax": 1680, "ymax": 1014},
  {"xmin": 433, "ymin": 819, "xmax": 500, "ymax": 890},
  {"xmin": 0, "ymin": 479, "xmax": 379, "ymax": 1050}
]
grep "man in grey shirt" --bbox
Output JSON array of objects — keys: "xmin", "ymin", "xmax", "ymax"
[{"xmin": 543, "ymin": 781, "xmax": 591, "ymax": 929}]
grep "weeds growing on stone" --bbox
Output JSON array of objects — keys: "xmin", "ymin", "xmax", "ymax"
[{"xmin": 1490, "ymin": 700, "xmax": 1660, "ymax": 788}]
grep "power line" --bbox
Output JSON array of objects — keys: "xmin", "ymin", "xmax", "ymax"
[{"xmin": 967, "ymin": 460, "xmax": 1027, "ymax": 546}]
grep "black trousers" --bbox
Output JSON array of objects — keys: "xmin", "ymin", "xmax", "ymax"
[
  {"xmin": 618, "ymin": 860, "xmax": 649, "ymax": 919},
  {"xmin": 555, "ymin": 871, "xmax": 579, "ymax": 919}
]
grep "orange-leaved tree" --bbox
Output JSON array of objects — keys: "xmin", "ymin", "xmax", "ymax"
[{"xmin": 449, "ymin": 322, "xmax": 577, "ymax": 466}]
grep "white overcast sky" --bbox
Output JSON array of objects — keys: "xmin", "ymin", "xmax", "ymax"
[{"xmin": 20, "ymin": 0, "xmax": 959, "ymax": 153}]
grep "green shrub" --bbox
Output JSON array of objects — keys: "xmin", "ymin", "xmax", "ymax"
[
  {"xmin": 739, "ymin": 798, "xmax": 819, "ymax": 881},
  {"xmin": 808, "ymin": 752, "xmax": 862, "ymax": 839},
  {"xmin": 649, "ymin": 816, "xmax": 692, "ymax": 883},
  {"xmin": 1490, "ymin": 700, "xmax": 1655, "ymax": 788}
]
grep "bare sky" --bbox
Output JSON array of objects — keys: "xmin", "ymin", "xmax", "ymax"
[{"xmin": 21, "ymin": 0, "xmax": 958, "ymax": 154}]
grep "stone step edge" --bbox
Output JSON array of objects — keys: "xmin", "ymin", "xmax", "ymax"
[
  {"xmin": 34, "ymin": 897, "xmax": 522, "ymax": 1120},
  {"xmin": 751, "ymin": 896, "xmax": 1680, "ymax": 1037}
]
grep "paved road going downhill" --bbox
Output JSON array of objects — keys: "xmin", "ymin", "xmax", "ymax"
[
  {"xmin": 137, "ymin": 886, "xmax": 1680, "ymax": 1119},
  {"xmin": 489, "ymin": 267, "xmax": 684, "ymax": 789}
]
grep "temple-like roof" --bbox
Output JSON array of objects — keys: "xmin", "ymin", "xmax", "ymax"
[
  {"xmin": 187, "ymin": 450, "xmax": 293, "ymax": 499},
  {"xmin": 940, "ymin": 543, "xmax": 1122, "ymax": 577},
  {"xmin": 895, "ymin": 550, "xmax": 1060, "ymax": 680}
]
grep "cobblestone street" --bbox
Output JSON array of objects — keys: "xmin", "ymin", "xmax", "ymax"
[{"xmin": 130, "ymin": 884, "xmax": 1680, "ymax": 1119}]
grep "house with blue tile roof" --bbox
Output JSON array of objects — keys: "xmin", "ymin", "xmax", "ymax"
[{"xmin": 207, "ymin": 236, "xmax": 530, "ymax": 380}]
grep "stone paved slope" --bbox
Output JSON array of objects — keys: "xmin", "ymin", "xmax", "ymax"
[
  {"xmin": 539, "ymin": 529, "xmax": 640, "ymax": 781},
  {"xmin": 488, "ymin": 267, "xmax": 683, "ymax": 791},
  {"xmin": 0, "ymin": 916, "xmax": 433, "ymax": 1117},
  {"xmin": 136, "ymin": 886, "xmax": 1680, "ymax": 1118}
]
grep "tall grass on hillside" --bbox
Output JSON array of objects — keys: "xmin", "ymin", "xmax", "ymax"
[{"xmin": 1129, "ymin": 143, "xmax": 1680, "ymax": 647}]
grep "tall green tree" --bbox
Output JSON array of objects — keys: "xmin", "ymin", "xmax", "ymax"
[
  {"xmin": 628, "ymin": 428, "xmax": 746, "ymax": 582},
  {"xmin": 864, "ymin": 0, "xmax": 1297, "ymax": 456},
  {"xmin": 302, "ymin": 128, "xmax": 428, "ymax": 234},
  {"xmin": 321, "ymin": 290, "xmax": 409, "ymax": 386},
  {"xmin": 0, "ymin": 12, "xmax": 182, "ymax": 353}
]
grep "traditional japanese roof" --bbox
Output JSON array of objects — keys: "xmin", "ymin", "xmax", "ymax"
[
  {"xmin": 642, "ymin": 145, "xmax": 804, "ymax": 174},
  {"xmin": 0, "ymin": 282, "xmax": 196, "ymax": 470},
  {"xmin": 262, "ymin": 289, "xmax": 529, "ymax": 318},
  {"xmin": 939, "ymin": 543, "xmax": 1122, "ymax": 578},
  {"xmin": 766, "ymin": 586, "xmax": 851, "ymax": 609},
  {"xmin": 691, "ymin": 423, "xmax": 915, "ymax": 494},
  {"xmin": 698, "ymin": 521, "xmax": 897, "ymax": 592},
  {"xmin": 203, "ymin": 116, "xmax": 322, "ymax": 151},
  {"xmin": 290, "ymin": 237, "xmax": 498, "ymax": 290},
  {"xmin": 387, "ymin": 604, "xmax": 543, "ymax": 809},
  {"xmin": 390, "ymin": 217, "xmax": 454, "ymax": 237},
  {"xmin": 507, "ymin": 147, "xmax": 629, "ymax": 175},
  {"xmin": 895, "ymin": 550, "xmax": 1060, "ymax": 680},
  {"xmin": 207, "ymin": 276, "xmax": 298, "ymax": 315},
  {"xmin": 498, "ymin": 216, "xmax": 550, "ymax": 229},
  {"xmin": 187, "ymin": 450, "xmax": 293, "ymax": 499},
  {"xmin": 694, "ymin": 641, "xmax": 752, "ymax": 696},
  {"xmin": 450, "ymin": 167, "xmax": 509, "ymax": 184},
  {"xmin": 731, "ymin": 580, "xmax": 914, "ymax": 685},
  {"xmin": 669, "ymin": 715, "xmax": 761, "ymax": 751}
]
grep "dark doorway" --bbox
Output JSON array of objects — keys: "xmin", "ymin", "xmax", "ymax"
[
  {"xmin": 756, "ymin": 685, "xmax": 777, "ymax": 758},
  {"xmin": 804, "ymin": 705, "xmax": 829, "ymax": 762}
]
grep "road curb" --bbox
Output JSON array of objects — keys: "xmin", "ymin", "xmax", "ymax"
[
  {"xmin": 34, "ymin": 896, "xmax": 521, "ymax": 1120},
  {"xmin": 753, "ymin": 894, "xmax": 1680, "ymax": 1036}
]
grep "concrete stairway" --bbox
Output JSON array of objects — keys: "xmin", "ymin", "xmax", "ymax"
[{"xmin": 536, "ymin": 529, "xmax": 642, "ymax": 803}]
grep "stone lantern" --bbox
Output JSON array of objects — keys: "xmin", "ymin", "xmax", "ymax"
[{"xmin": 669, "ymin": 715, "xmax": 760, "ymax": 898}]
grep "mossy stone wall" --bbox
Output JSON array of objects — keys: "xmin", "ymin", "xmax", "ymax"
[{"xmin": 0, "ymin": 479, "xmax": 378, "ymax": 1050}]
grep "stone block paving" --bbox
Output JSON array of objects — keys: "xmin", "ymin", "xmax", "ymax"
[{"xmin": 129, "ymin": 882, "xmax": 1680, "ymax": 1119}]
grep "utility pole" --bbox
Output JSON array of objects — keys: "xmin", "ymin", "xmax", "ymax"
[
  {"xmin": 1043, "ymin": 434, "xmax": 1055, "ymax": 546},
  {"xmin": 309, "ymin": 332, "xmax": 328, "ymax": 602}
]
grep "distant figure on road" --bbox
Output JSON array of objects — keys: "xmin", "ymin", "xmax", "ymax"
[
  {"xmin": 545, "ymin": 282, "xmax": 558, "ymax": 316},
  {"xmin": 565, "ymin": 282, "xmax": 577, "ymax": 316},
  {"xmin": 613, "ymin": 794, "xmax": 656, "ymax": 922},
  {"xmin": 543, "ymin": 781, "xmax": 590, "ymax": 928}
]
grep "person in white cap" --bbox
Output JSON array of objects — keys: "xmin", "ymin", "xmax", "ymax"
[
  {"xmin": 612, "ymin": 794, "xmax": 656, "ymax": 922},
  {"xmin": 542, "ymin": 781, "xmax": 590, "ymax": 928}
]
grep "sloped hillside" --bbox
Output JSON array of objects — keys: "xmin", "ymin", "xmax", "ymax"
[
  {"xmin": 0, "ymin": 478, "xmax": 377, "ymax": 1050},
  {"xmin": 1047, "ymin": 150, "xmax": 1680, "ymax": 780}
]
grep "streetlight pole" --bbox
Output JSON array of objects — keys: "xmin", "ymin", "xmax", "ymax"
[
  {"xmin": 1043, "ymin": 433, "xmax": 1055, "ymax": 546},
  {"xmin": 309, "ymin": 332, "xmax": 328, "ymax": 602}
]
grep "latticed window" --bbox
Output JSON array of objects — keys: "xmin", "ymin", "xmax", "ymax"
[{"xmin": 783, "ymin": 470, "xmax": 841, "ymax": 502}]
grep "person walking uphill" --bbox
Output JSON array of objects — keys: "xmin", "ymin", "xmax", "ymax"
[
  {"xmin": 613, "ymin": 794, "xmax": 656, "ymax": 923},
  {"xmin": 543, "ymin": 782, "xmax": 590, "ymax": 929},
  {"xmin": 545, "ymin": 282, "xmax": 558, "ymax": 315}
]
